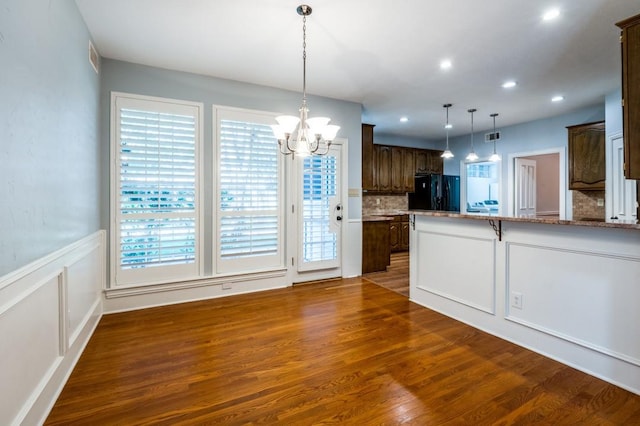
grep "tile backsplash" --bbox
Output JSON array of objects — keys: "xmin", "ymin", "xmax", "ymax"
[
  {"xmin": 363, "ymin": 194, "xmax": 408, "ymax": 215},
  {"xmin": 572, "ymin": 190, "xmax": 605, "ymax": 220}
]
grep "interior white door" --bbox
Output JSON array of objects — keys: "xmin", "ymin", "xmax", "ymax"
[
  {"xmin": 611, "ymin": 136, "xmax": 638, "ymax": 223},
  {"xmin": 296, "ymin": 144, "xmax": 343, "ymax": 273},
  {"xmin": 515, "ymin": 158, "xmax": 537, "ymax": 217}
]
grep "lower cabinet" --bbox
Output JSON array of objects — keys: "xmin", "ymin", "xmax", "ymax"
[
  {"xmin": 390, "ymin": 215, "xmax": 410, "ymax": 253},
  {"xmin": 362, "ymin": 219, "xmax": 391, "ymax": 273}
]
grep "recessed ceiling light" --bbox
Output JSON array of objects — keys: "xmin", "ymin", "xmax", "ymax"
[
  {"xmin": 551, "ymin": 95, "xmax": 564, "ymax": 102},
  {"xmin": 400, "ymin": 117, "xmax": 409, "ymax": 123},
  {"xmin": 543, "ymin": 8, "xmax": 560, "ymax": 21},
  {"xmin": 440, "ymin": 59, "xmax": 452, "ymax": 70},
  {"xmin": 502, "ymin": 81, "xmax": 517, "ymax": 89}
]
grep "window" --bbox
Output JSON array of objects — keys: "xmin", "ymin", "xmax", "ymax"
[
  {"xmin": 300, "ymin": 155, "xmax": 338, "ymax": 265},
  {"xmin": 214, "ymin": 108, "xmax": 283, "ymax": 274},
  {"xmin": 111, "ymin": 93, "xmax": 202, "ymax": 286}
]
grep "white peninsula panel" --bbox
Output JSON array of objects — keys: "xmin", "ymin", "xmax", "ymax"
[
  {"xmin": 414, "ymin": 218, "xmax": 496, "ymax": 314},
  {"xmin": 409, "ymin": 212, "xmax": 640, "ymax": 395}
]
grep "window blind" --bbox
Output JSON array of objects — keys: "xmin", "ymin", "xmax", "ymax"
[
  {"xmin": 218, "ymin": 118, "xmax": 281, "ymax": 263},
  {"xmin": 115, "ymin": 101, "xmax": 200, "ymax": 280},
  {"xmin": 301, "ymin": 156, "xmax": 337, "ymax": 263}
]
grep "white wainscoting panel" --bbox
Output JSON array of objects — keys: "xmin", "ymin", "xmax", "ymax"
[
  {"xmin": 0, "ymin": 231, "xmax": 105, "ymax": 426},
  {"xmin": 506, "ymin": 242, "xmax": 640, "ymax": 366},
  {"xmin": 415, "ymin": 229, "xmax": 496, "ymax": 314},
  {"xmin": 0, "ymin": 274, "xmax": 62, "ymax": 424}
]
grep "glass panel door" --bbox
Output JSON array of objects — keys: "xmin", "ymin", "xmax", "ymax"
[{"xmin": 297, "ymin": 145, "xmax": 342, "ymax": 272}]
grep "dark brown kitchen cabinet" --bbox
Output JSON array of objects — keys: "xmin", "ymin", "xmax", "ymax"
[
  {"xmin": 401, "ymin": 221, "xmax": 410, "ymax": 250},
  {"xmin": 362, "ymin": 219, "xmax": 391, "ymax": 273},
  {"xmin": 415, "ymin": 150, "xmax": 443, "ymax": 175},
  {"xmin": 402, "ymin": 149, "xmax": 415, "ymax": 192},
  {"xmin": 361, "ymin": 123, "xmax": 443, "ymax": 193},
  {"xmin": 389, "ymin": 215, "xmax": 410, "ymax": 253},
  {"xmin": 617, "ymin": 14, "xmax": 640, "ymax": 180},
  {"xmin": 362, "ymin": 124, "xmax": 377, "ymax": 191},
  {"xmin": 391, "ymin": 147, "xmax": 415, "ymax": 193},
  {"xmin": 389, "ymin": 221, "xmax": 401, "ymax": 252},
  {"xmin": 391, "ymin": 147, "xmax": 404, "ymax": 193},
  {"xmin": 568, "ymin": 121, "xmax": 606, "ymax": 191},
  {"xmin": 376, "ymin": 145, "xmax": 393, "ymax": 192}
]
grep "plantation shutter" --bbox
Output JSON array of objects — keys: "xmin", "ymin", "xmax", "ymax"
[
  {"xmin": 113, "ymin": 94, "xmax": 201, "ymax": 285},
  {"xmin": 301, "ymin": 156, "xmax": 338, "ymax": 263},
  {"xmin": 215, "ymin": 109, "xmax": 283, "ymax": 274}
]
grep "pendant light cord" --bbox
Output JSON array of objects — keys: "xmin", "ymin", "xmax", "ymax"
[{"xmin": 302, "ymin": 14, "xmax": 307, "ymax": 104}]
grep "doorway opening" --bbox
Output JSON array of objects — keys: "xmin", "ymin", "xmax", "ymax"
[{"xmin": 507, "ymin": 148, "xmax": 565, "ymax": 219}]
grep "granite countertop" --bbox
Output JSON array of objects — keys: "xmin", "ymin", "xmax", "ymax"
[
  {"xmin": 362, "ymin": 210, "xmax": 409, "ymax": 222},
  {"xmin": 362, "ymin": 215, "xmax": 394, "ymax": 222},
  {"xmin": 405, "ymin": 210, "xmax": 640, "ymax": 230}
]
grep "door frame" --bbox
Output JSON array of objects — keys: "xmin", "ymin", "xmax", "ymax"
[
  {"xmin": 514, "ymin": 157, "xmax": 537, "ymax": 217},
  {"xmin": 607, "ymin": 132, "xmax": 638, "ymax": 223},
  {"xmin": 507, "ymin": 147, "xmax": 567, "ymax": 219},
  {"xmin": 286, "ymin": 138, "xmax": 348, "ymax": 285}
]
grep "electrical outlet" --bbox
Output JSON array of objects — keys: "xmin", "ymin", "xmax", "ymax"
[
  {"xmin": 511, "ymin": 292, "xmax": 523, "ymax": 309},
  {"xmin": 376, "ymin": 198, "xmax": 381, "ymax": 205},
  {"xmin": 597, "ymin": 198, "xmax": 604, "ymax": 207}
]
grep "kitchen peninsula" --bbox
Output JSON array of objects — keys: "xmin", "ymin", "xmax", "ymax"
[{"xmin": 408, "ymin": 211, "xmax": 640, "ymax": 394}]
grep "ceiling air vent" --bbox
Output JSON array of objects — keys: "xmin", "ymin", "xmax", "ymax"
[{"xmin": 484, "ymin": 131, "xmax": 501, "ymax": 143}]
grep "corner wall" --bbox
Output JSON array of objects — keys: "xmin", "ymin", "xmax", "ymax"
[{"xmin": 0, "ymin": 0, "xmax": 102, "ymax": 277}]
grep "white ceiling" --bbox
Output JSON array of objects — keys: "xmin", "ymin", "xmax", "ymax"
[{"xmin": 75, "ymin": 0, "xmax": 640, "ymax": 139}]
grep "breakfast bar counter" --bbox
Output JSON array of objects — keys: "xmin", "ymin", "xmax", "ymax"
[{"xmin": 406, "ymin": 211, "xmax": 640, "ymax": 395}]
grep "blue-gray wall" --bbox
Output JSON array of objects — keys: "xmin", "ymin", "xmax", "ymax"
[
  {"xmin": 605, "ymin": 88, "xmax": 623, "ymax": 138},
  {"xmin": 441, "ymin": 104, "xmax": 605, "ymax": 176},
  {"xmin": 99, "ymin": 59, "xmax": 363, "ymax": 273},
  {"xmin": 0, "ymin": 0, "xmax": 101, "ymax": 277},
  {"xmin": 439, "ymin": 103, "xmax": 605, "ymax": 218}
]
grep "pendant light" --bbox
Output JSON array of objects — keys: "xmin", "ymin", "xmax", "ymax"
[
  {"xmin": 466, "ymin": 108, "xmax": 479, "ymax": 161},
  {"xmin": 441, "ymin": 103, "xmax": 454, "ymax": 159},
  {"xmin": 270, "ymin": 5, "xmax": 339, "ymax": 157},
  {"xmin": 489, "ymin": 113, "xmax": 501, "ymax": 162}
]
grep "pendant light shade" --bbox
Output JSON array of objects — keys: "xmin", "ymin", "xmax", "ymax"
[
  {"xmin": 270, "ymin": 5, "xmax": 339, "ymax": 157},
  {"xmin": 441, "ymin": 103, "xmax": 454, "ymax": 159},
  {"xmin": 489, "ymin": 113, "xmax": 501, "ymax": 162},
  {"xmin": 466, "ymin": 108, "xmax": 479, "ymax": 161}
]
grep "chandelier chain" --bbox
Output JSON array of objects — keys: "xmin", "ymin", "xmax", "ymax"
[{"xmin": 302, "ymin": 15, "xmax": 307, "ymax": 102}]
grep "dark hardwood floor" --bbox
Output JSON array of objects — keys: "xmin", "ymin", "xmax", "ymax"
[
  {"xmin": 45, "ymin": 277, "xmax": 640, "ymax": 425},
  {"xmin": 363, "ymin": 251, "xmax": 409, "ymax": 296}
]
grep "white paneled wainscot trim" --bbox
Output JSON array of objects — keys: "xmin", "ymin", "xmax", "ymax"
[
  {"xmin": 410, "ymin": 215, "xmax": 640, "ymax": 395},
  {"xmin": 0, "ymin": 231, "xmax": 105, "ymax": 426}
]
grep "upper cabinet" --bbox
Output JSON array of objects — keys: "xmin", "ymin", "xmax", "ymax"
[
  {"xmin": 361, "ymin": 124, "xmax": 443, "ymax": 194},
  {"xmin": 415, "ymin": 150, "xmax": 443, "ymax": 175},
  {"xmin": 568, "ymin": 121, "xmax": 606, "ymax": 190},
  {"xmin": 362, "ymin": 124, "xmax": 377, "ymax": 190},
  {"xmin": 617, "ymin": 14, "xmax": 640, "ymax": 180}
]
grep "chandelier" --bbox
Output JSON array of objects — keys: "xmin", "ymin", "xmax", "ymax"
[
  {"xmin": 271, "ymin": 5, "xmax": 339, "ymax": 157},
  {"xmin": 441, "ymin": 103, "xmax": 454, "ymax": 159}
]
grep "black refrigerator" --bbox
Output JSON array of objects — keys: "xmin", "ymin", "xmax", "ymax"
[{"xmin": 408, "ymin": 174, "xmax": 460, "ymax": 212}]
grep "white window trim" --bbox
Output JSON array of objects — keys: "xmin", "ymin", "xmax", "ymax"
[
  {"xmin": 212, "ymin": 105, "xmax": 285, "ymax": 275},
  {"xmin": 109, "ymin": 92, "xmax": 204, "ymax": 288}
]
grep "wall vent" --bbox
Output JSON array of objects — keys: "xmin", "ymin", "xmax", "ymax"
[
  {"xmin": 484, "ymin": 131, "xmax": 501, "ymax": 143},
  {"xmin": 89, "ymin": 41, "xmax": 99, "ymax": 74}
]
